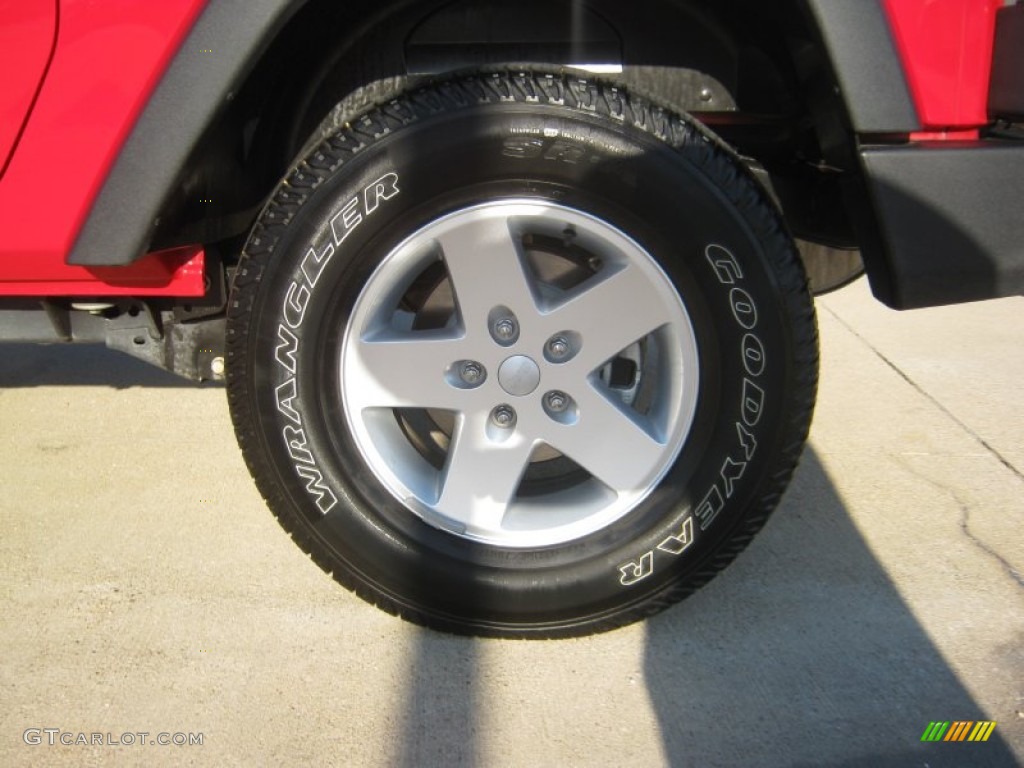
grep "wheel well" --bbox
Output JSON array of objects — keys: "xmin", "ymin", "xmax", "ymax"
[{"xmin": 150, "ymin": 0, "xmax": 862, "ymax": 258}]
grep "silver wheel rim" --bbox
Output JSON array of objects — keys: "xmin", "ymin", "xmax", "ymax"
[{"xmin": 340, "ymin": 200, "xmax": 699, "ymax": 547}]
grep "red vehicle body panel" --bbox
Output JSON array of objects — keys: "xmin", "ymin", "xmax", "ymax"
[
  {"xmin": 0, "ymin": 0, "xmax": 207, "ymax": 296},
  {"xmin": 0, "ymin": 0, "xmax": 1007, "ymax": 299},
  {"xmin": 0, "ymin": 0, "xmax": 58, "ymax": 177},
  {"xmin": 882, "ymin": 0, "xmax": 1002, "ymax": 131},
  {"xmin": 0, "ymin": 246, "xmax": 206, "ymax": 297}
]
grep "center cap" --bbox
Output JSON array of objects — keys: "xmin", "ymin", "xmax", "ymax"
[{"xmin": 498, "ymin": 355, "xmax": 541, "ymax": 396}]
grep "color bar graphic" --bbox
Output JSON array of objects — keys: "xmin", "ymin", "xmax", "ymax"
[
  {"xmin": 921, "ymin": 720, "xmax": 997, "ymax": 742},
  {"xmin": 968, "ymin": 721, "xmax": 998, "ymax": 742},
  {"xmin": 921, "ymin": 721, "xmax": 950, "ymax": 742}
]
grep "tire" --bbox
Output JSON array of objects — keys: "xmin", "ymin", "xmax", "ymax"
[{"xmin": 227, "ymin": 71, "xmax": 818, "ymax": 637}]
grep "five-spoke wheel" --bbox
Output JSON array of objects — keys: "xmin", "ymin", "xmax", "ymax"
[
  {"xmin": 227, "ymin": 72, "xmax": 817, "ymax": 636},
  {"xmin": 341, "ymin": 202, "xmax": 700, "ymax": 546}
]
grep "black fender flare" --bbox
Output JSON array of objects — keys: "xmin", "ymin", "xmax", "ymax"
[
  {"xmin": 68, "ymin": 0, "xmax": 306, "ymax": 267},
  {"xmin": 70, "ymin": 0, "xmax": 920, "ymax": 268}
]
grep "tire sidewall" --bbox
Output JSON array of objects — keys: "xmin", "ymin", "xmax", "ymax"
[{"xmin": 245, "ymin": 102, "xmax": 796, "ymax": 628}]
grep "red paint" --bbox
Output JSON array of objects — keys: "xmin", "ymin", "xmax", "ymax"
[
  {"xmin": 882, "ymin": 0, "xmax": 1002, "ymax": 130},
  {"xmin": 0, "ymin": 0, "xmax": 207, "ymax": 296},
  {"xmin": 0, "ymin": 0, "xmax": 1006, "ymax": 296},
  {"xmin": 910, "ymin": 128, "xmax": 980, "ymax": 141},
  {"xmin": 0, "ymin": 246, "xmax": 206, "ymax": 297},
  {"xmin": 0, "ymin": 0, "xmax": 58, "ymax": 177}
]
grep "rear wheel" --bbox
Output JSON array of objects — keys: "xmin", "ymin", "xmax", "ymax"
[{"xmin": 227, "ymin": 72, "xmax": 818, "ymax": 637}]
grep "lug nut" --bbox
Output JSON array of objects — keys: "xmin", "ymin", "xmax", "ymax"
[
  {"xmin": 493, "ymin": 317, "xmax": 517, "ymax": 342},
  {"xmin": 545, "ymin": 391, "xmax": 569, "ymax": 412},
  {"xmin": 547, "ymin": 336, "xmax": 570, "ymax": 359},
  {"xmin": 460, "ymin": 361, "xmax": 484, "ymax": 385},
  {"xmin": 491, "ymin": 405, "xmax": 516, "ymax": 428}
]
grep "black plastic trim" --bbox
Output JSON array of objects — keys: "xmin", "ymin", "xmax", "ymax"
[
  {"xmin": 67, "ymin": 0, "xmax": 305, "ymax": 266},
  {"xmin": 406, "ymin": 0, "xmax": 621, "ymax": 74},
  {"xmin": 800, "ymin": 0, "xmax": 919, "ymax": 133},
  {"xmin": 860, "ymin": 140, "xmax": 1024, "ymax": 309},
  {"xmin": 68, "ymin": 0, "xmax": 924, "ymax": 271},
  {"xmin": 0, "ymin": 301, "xmax": 106, "ymax": 343},
  {"xmin": 989, "ymin": 3, "xmax": 1024, "ymax": 120}
]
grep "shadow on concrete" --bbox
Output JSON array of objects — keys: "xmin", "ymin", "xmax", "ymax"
[
  {"xmin": 643, "ymin": 447, "xmax": 1017, "ymax": 768},
  {"xmin": 3, "ymin": 350, "xmax": 1016, "ymax": 766},
  {"xmin": 392, "ymin": 628, "xmax": 480, "ymax": 768},
  {"xmin": 0, "ymin": 344, "xmax": 205, "ymax": 388},
  {"xmin": 384, "ymin": 448, "xmax": 1017, "ymax": 765},
  {"xmin": 3, "ymin": 317, "xmax": 1013, "ymax": 765}
]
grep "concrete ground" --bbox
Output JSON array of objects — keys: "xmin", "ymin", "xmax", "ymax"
[{"xmin": 0, "ymin": 278, "xmax": 1021, "ymax": 767}]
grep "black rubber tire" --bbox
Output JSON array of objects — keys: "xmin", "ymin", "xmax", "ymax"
[{"xmin": 226, "ymin": 71, "xmax": 818, "ymax": 638}]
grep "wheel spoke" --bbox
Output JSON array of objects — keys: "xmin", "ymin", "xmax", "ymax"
[
  {"xmin": 545, "ymin": 385, "xmax": 668, "ymax": 493},
  {"xmin": 434, "ymin": 413, "xmax": 535, "ymax": 533},
  {"xmin": 548, "ymin": 265, "xmax": 673, "ymax": 372},
  {"xmin": 436, "ymin": 214, "xmax": 539, "ymax": 331},
  {"xmin": 344, "ymin": 331, "xmax": 465, "ymax": 411},
  {"xmin": 340, "ymin": 201, "xmax": 700, "ymax": 547}
]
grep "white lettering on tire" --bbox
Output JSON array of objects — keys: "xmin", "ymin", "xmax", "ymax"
[
  {"xmin": 617, "ymin": 243, "xmax": 768, "ymax": 583},
  {"xmin": 272, "ymin": 173, "xmax": 400, "ymax": 515}
]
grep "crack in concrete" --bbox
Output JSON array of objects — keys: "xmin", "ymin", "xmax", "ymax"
[
  {"xmin": 822, "ymin": 305, "xmax": 1024, "ymax": 484},
  {"xmin": 957, "ymin": 502, "xmax": 1024, "ymax": 589},
  {"xmin": 896, "ymin": 456, "xmax": 1024, "ymax": 590},
  {"xmin": 822, "ymin": 303, "xmax": 1023, "ymax": 588}
]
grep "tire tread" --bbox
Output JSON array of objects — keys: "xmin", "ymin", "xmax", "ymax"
[{"xmin": 226, "ymin": 70, "xmax": 818, "ymax": 638}]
